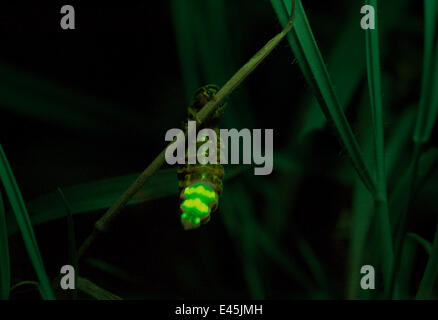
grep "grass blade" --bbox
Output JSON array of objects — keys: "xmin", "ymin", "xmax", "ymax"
[
  {"xmin": 389, "ymin": 147, "xmax": 438, "ymax": 297},
  {"xmin": 256, "ymin": 225, "xmax": 315, "ymax": 293},
  {"xmin": 77, "ymin": 277, "xmax": 122, "ymax": 300},
  {"xmin": 9, "ymin": 169, "xmax": 179, "ymax": 235},
  {"xmin": 407, "ymin": 233, "xmax": 432, "ymax": 255},
  {"xmin": 297, "ymin": 6, "xmax": 365, "ymax": 139},
  {"xmin": 347, "ymin": 88, "xmax": 378, "ymax": 299},
  {"xmin": 7, "ymin": 166, "xmax": 249, "ymax": 236},
  {"xmin": 416, "ymin": 224, "xmax": 438, "ymax": 299},
  {"xmin": 393, "ymin": 236, "xmax": 417, "ymax": 299},
  {"xmin": 391, "ymin": 1, "xmax": 438, "ymax": 285},
  {"xmin": 57, "ymin": 188, "xmax": 78, "ymax": 300},
  {"xmin": 271, "ymin": 0, "xmax": 376, "ymax": 196},
  {"xmin": 296, "ymin": 237, "xmax": 330, "ymax": 293},
  {"xmin": 413, "ymin": 0, "xmax": 438, "ymax": 145},
  {"xmin": 220, "ymin": 183, "xmax": 265, "ymax": 298},
  {"xmin": 85, "ymin": 258, "xmax": 140, "ymax": 284},
  {"xmin": 364, "ymin": 0, "xmax": 393, "ymax": 295},
  {"xmin": 393, "ymin": 1, "xmax": 438, "ymax": 272},
  {"xmin": 0, "ymin": 192, "xmax": 10, "ymax": 299},
  {"xmin": 385, "ymin": 107, "xmax": 416, "ymax": 186},
  {"xmin": 0, "ymin": 61, "xmax": 148, "ymax": 134},
  {"xmin": 0, "ymin": 144, "xmax": 54, "ymax": 300},
  {"xmin": 191, "ymin": 0, "xmax": 254, "ymax": 128},
  {"xmin": 365, "ymin": 0, "xmax": 386, "ymax": 191},
  {"xmin": 389, "ymin": 148, "xmax": 438, "ymax": 233},
  {"xmin": 170, "ymin": 0, "xmax": 201, "ymax": 105},
  {"xmin": 221, "ymin": 182, "xmax": 315, "ymax": 294},
  {"xmin": 297, "ymin": 0, "xmax": 409, "ymax": 140},
  {"xmin": 57, "ymin": 188, "xmax": 77, "ymax": 270}
]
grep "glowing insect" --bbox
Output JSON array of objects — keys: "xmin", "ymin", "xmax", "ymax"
[{"xmin": 177, "ymin": 84, "xmax": 225, "ymax": 230}]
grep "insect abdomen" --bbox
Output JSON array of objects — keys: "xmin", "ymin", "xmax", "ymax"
[{"xmin": 178, "ymin": 84, "xmax": 225, "ymax": 230}]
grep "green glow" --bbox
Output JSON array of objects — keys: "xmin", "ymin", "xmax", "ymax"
[
  {"xmin": 180, "ymin": 183, "xmax": 218, "ymax": 228},
  {"xmin": 184, "ymin": 184, "xmax": 216, "ymax": 200},
  {"xmin": 181, "ymin": 198, "xmax": 209, "ymax": 214}
]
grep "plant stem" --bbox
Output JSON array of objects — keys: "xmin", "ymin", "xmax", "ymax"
[
  {"xmin": 77, "ymin": 0, "xmax": 297, "ymax": 260},
  {"xmin": 388, "ymin": 142, "xmax": 422, "ymax": 297},
  {"xmin": 364, "ymin": 0, "xmax": 393, "ymax": 296}
]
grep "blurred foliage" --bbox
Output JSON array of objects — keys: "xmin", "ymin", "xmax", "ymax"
[{"xmin": 0, "ymin": 0, "xmax": 437, "ymax": 300}]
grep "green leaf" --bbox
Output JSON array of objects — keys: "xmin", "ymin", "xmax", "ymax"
[
  {"xmin": 0, "ymin": 192, "xmax": 10, "ymax": 299},
  {"xmin": 0, "ymin": 144, "xmax": 54, "ymax": 300},
  {"xmin": 271, "ymin": 0, "xmax": 376, "ymax": 196}
]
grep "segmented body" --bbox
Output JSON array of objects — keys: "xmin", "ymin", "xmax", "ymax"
[{"xmin": 178, "ymin": 84, "xmax": 225, "ymax": 230}]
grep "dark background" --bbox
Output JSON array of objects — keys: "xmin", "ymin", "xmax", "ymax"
[{"xmin": 0, "ymin": 1, "xmax": 436, "ymax": 299}]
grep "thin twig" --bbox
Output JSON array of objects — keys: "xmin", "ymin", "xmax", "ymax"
[
  {"xmin": 78, "ymin": 0, "xmax": 297, "ymax": 260},
  {"xmin": 9, "ymin": 280, "xmax": 40, "ymax": 293}
]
